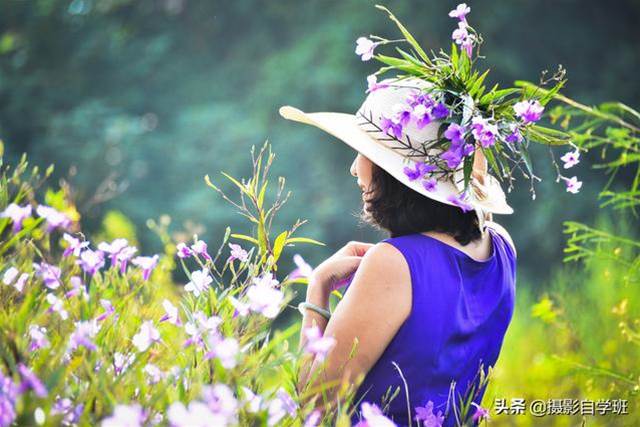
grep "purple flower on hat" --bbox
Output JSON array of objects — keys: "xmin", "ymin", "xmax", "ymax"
[
  {"xmin": 444, "ymin": 123, "xmax": 466, "ymax": 145},
  {"xmin": 355, "ymin": 37, "xmax": 378, "ymax": 61},
  {"xmin": 77, "ymin": 249, "xmax": 105, "ymax": 276},
  {"xmin": 132, "ymin": 255, "xmax": 159, "ymax": 281},
  {"xmin": 449, "ymin": 3, "xmax": 471, "ymax": 22},
  {"xmin": 440, "ymin": 146, "xmax": 464, "ymax": 169},
  {"xmin": 228, "ymin": 243, "xmax": 249, "ymax": 263},
  {"xmin": 176, "ymin": 242, "xmax": 193, "ymax": 259},
  {"xmin": 415, "ymin": 400, "xmax": 444, "ymax": 427},
  {"xmin": 463, "ymin": 143, "xmax": 475, "ymax": 157},
  {"xmin": 366, "ymin": 75, "xmax": 389, "ymax": 93},
  {"xmin": 423, "ymin": 178, "xmax": 438, "ymax": 192},
  {"xmin": 514, "ymin": 99, "xmax": 544, "ymax": 123},
  {"xmin": 447, "ymin": 193, "xmax": 474, "ymax": 212},
  {"xmin": 560, "ymin": 148, "xmax": 580, "ymax": 169},
  {"xmin": 1, "ymin": 203, "xmax": 32, "ymax": 233},
  {"xmin": 403, "ymin": 161, "xmax": 436, "ymax": 181},
  {"xmin": 381, "ymin": 116, "xmax": 403, "ymax": 140},
  {"xmin": 431, "ymin": 102, "xmax": 450, "ymax": 119},
  {"xmin": 412, "ymin": 104, "xmax": 432, "ymax": 129},
  {"xmin": 17, "ymin": 363, "xmax": 48, "ymax": 398},
  {"xmin": 36, "ymin": 205, "xmax": 71, "ymax": 232},
  {"xmin": 505, "ymin": 125, "xmax": 524, "ymax": 144},
  {"xmin": 471, "ymin": 116, "xmax": 498, "ymax": 148},
  {"xmin": 392, "ymin": 103, "xmax": 413, "ymax": 127},
  {"xmin": 563, "ymin": 176, "xmax": 582, "ymax": 194}
]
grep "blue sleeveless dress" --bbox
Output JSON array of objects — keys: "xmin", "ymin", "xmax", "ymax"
[{"xmin": 349, "ymin": 227, "xmax": 516, "ymax": 426}]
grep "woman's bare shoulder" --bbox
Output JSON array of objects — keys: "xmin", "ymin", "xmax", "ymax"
[{"xmin": 485, "ymin": 220, "xmax": 517, "ymax": 258}]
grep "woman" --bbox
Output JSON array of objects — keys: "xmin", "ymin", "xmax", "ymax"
[{"xmin": 279, "ymin": 78, "xmax": 517, "ymax": 426}]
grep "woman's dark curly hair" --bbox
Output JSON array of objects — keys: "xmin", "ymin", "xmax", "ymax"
[{"xmin": 362, "ymin": 163, "xmax": 482, "ymax": 245}]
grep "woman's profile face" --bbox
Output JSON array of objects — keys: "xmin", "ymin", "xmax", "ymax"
[{"xmin": 350, "ymin": 153, "xmax": 374, "ymax": 207}]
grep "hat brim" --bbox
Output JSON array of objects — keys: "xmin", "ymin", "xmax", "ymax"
[{"xmin": 279, "ymin": 105, "xmax": 513, "ymax": 215}]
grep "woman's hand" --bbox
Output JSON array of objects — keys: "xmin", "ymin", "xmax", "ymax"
[{"xmin": 310, "ymin": 241, "xmax": 374, "ymax": 294}]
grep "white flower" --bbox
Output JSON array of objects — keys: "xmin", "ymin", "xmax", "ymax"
[
  {"xmin": 185, "ymin": 269, "xmax": 213, "ymax": 297},
  {"xmin": 132, "ymin": 320, "xmax": 160, "ymax": 352}
]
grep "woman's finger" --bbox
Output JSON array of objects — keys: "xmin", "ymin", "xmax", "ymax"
[{"xmin": 342, "ymin": 241, "xmax": 375, "ymax": 257}]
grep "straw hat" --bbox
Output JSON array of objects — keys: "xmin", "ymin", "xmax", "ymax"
[{"xmin": 279, "ymin": 77, "xmax": 513, "ymax": 235}]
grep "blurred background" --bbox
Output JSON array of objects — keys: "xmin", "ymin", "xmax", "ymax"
[{"xmin": 1, "ymin": 0, "xmax": 638, "ymax": 284}]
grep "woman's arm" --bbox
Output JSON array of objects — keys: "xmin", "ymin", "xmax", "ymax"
[{"xmin": 297, "ymin": 242, "xmax": 412, "ymax": 409}]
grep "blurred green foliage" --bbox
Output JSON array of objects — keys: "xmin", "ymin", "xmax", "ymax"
[{"xmin": 1, "ymin": 0, "xmax": 639, "ymax": 284}]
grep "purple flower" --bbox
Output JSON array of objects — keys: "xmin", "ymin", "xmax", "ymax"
[
  {"xmin": 451, "ymin": 22, "xmax": 475, "ymax": 57},
  {"xmin": 28, "ymin": 325, "xmax": 49, "ymax": 351},
  {"xmin": 289, "ymin": 254, "xmax": 313, "ymax": 280},
  {"xmin": 431, "ymin": 102, "xmax": 450, "ymax": 119},
  {"xmin": 560, "ymin": 148, "xmax": 580, "ymax": 169},
  {"xmin": 407, "ymin": 91, "xmax": 435, "ymax": 109},
  {"xmin": 228, "ymin": 243, "xmax": 249, "ymax": 263},
  {"xmin": 440, "ymin": 146, "xmax": 464, "ymax": 169},
  {"xmin": 95, "ymin": 299, "xmax": 115, "ymax": 322},
  {"xmin": 403, "ymin": 162, "xmax": 437, "ymax": 181},
  {"xmin": 355, "ymin": 402, "xmax": 395, "ymax": 427},
  {"xmin": 513, "ymin": 99, "xmax": 544, "ymax": 123},
  {"xmin": 131, "ymin": 255, "xmax": 159, "ymax": 281},
  {"xmin": 205, "ymin": 337, "xmax": 240, "ymax": 369},
  {"xmin": 411, "ymin": 104, "xmax": 432, "ymax": 129},
  {"xmin": 115, "ymin": 246, "xmax": 138, "ymax": 274},
  {"xmin": 132, "ymin": 320, "xmax": 161, "ymax": 352},
  {"xmin": 160, "ymin": 299, "xmax": 182, "ymax": 325},
  {"xmin": 65, "ymin": 276, "xmax": 87, "ymax": 299},
  {"xmin": 101, "ymin": 404, "xmax": 146, "ymax": 427},
  {"xmin": 448, "ymin": 3, "xmax": 471, "ymax": 22},
  {"xmin": 202, "ymin": 383, "xmax": 239, "ymax": 420},
  {"xmin": 246, "ymin": 273, "xmax": 284, "ymax": 319},
  {"xmin": 17, "ymin": 363, "xmax": 48, "ymax": 398},
  {"xmin": 355, "ymin": 37, "xmax": 378, "ymax": 61},
  {"xmin": 68, "ymin": 320, "xmax": 100, "ymax": 352},
  {"xmin": 423, "ymin": 178, "xmax": 438, "ymax": 192},
  {"xmin": 191, "ymin": 236, "xmax": 212, "ymax": 261},
  {"xmin": 167, "ymin": 401, "xmax": 222, "ymax": 426},
  {"xmin": 564, "ymin": 176, "xmax": 583, "ymax": 194},
  {"xmin": 0, "ymin": 370, "xmax": 18, "ymax": 427},
  {"xmin": 185, "ymin": 268, "xmax": 213, "ymax": 297},
  {"xmin": 380, "ymin": 116, "xmax": 403, "ymax": 140},
  {"xmin": 1, "ymin": 203, "xmax": 32, "ymax": 233},
  {"xmin": 33, "ymin": 262, "xmax": 62, "ymax": 289},
  {"xmin": 303, "ymin": 326, "xmax": 336, "ymax": 361},
  {"xmin": 183, "ymin": 311, "xmax": 222, "ymax": 348},
  {"xmin": 471, "ymin": 402, "xmax": 490, "ymax": 423},
  {"xmin": 62, "ymin": 233, "xmax": 90, "ymax": 257},
  {"xmin": 176, "ymin": 242, "xmax": 193, "ymax": 259},
  {"xmin": 366, "ymin": 75, "xmax": 389, "ymax": 93},
  {"xmin": 77, "ymin": 249, "xmax": 105, "ymax": 276},
  {"xmin": 391, "ymin": 103, "xmax": 413, "ymax": 127},
  {"xmin": 113, "ymin": 352, "xmax": 135, "ymax": 376},
  {"xmin": 304, "ymin": 410, "xmax": 322, "ymax": 427},
  {"xmin": 46, "ymin": 293, "xmax": 69, "ymax": 320},
  {"xmin": 229, "ymin": 296, "xmax": 250, "ymax": 318},
  {"xmin": 505, "ymin": 123, "xmax": 524, "ymax": 144},
  {"xmin": 13, "ymin": 273, "xmax": 28, "ymax": 293},
  {"xmin": 447, "ymin": 193, "xmax": 474, "ymax": 212},
  {"xmin": 415, "ymin": 401, "xmax": 444, "ymax": 427},
  {"xmin": 444, "ymin": 123, "xmax": 466, "ymax": 144},
  {"xmin": 471, "ymin": 117, "xmax": 498, "ymax": 148},
  {"xmin": 36, "ymin": 205, "xmax": 71, "ymax": 232},
  {"xmin": 144, "ymin": 363, "xmax": 165, "ymax": 385},
  {"xmin": 97, "ymin": 238, "xmax": 129, "ymax": 265}
]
